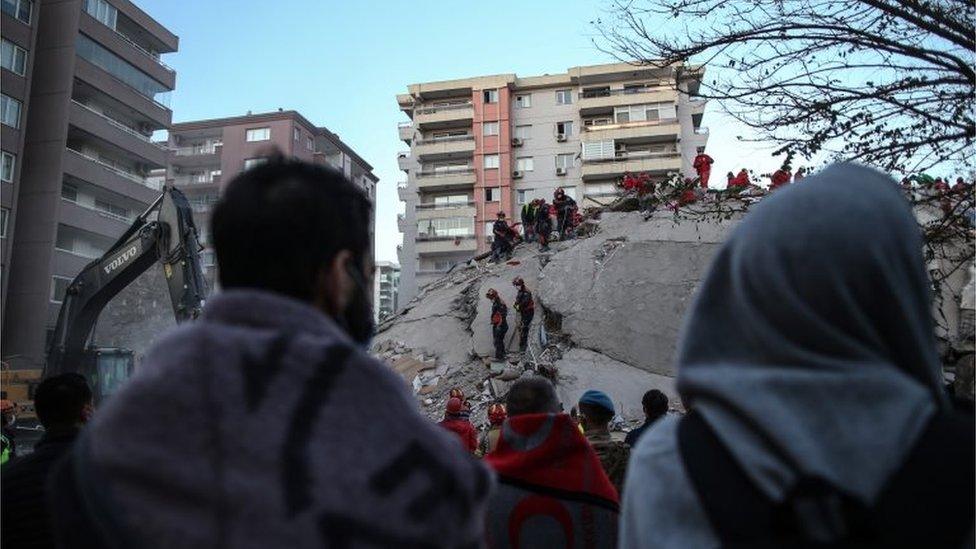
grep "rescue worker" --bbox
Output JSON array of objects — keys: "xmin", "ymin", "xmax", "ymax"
[
  {"xmin": 770, "ymin": 163, "xmax": 792, "ymax": 190},
  {"xmin": 578, "ymin": 390, "xmax": 630, "ymax": 495},
  {"xmin": 0, "ymin": 400, "xmax": 16, "ymax": 465},
  {"xmin": 552, "ymin": 188, "xmax": 577, "ymax": 239},
  {"xmin": 512, "ymin": 277, "xmax": 535, "ymax": 353},
  {"xmin": 490, "ymin": 211, "xmax": 513, "ymax": 263},
  {"xmin": 692, "ymin": 148, "xmax": 714, "ymax": 189},
  {"xmin": 478, "ymin": 403, "xmax": 507, "ymax": 456},
  {"xmin": 520, "ymin": 200, "xmax": 537, "ymax": 243},
  {"xmin": 535, "ymin": 200, "xmax": 552, "ymax": 252},
  {"xmin": 449, "ymin": 387, "xmax": 471, "ymax": 418},
  {"xmin": 438, "ymin": 397, "xmax": 478, "ymax": 453},
  {"xmin": 794, "ymin": 167, "xmax": 807, "ymax": 182},
  {"xmin": 486, "ymin": 289, "xmax": 508, "ymax": 361},
  {"xmin": 729, "ymin": 169, "xmax": 751, "ymax": 190}
]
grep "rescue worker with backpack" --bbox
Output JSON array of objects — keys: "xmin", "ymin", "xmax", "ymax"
[
  {"xmin": 486, "ymin": 289, "xmax": 508, "ymax": 361},
  {"xmin": 490, "ymin": 212, "xmax": 514, "ymax": 263},
  {"xmin": 534, "ymin": 200, "xmax": 552, "ymax": 252},
  {"xmin": 552, "ymin": 188, "xmax": 577, "ymax": 240},
  {"xmin": 512, "ymin": 277, "xmax": 534, "ymax": 353}
]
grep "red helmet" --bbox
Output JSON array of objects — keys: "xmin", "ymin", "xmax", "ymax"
[
  {"xmin": 512, "ymin": 276, "xmax": 524, "ymax": 288},
  {"xmin": 486, "ymin": 288, "xmax": 498, "ymax": 300},
  {"xmin": 488, "ymin": 403, "xmax": 507, "ymax": 425},
  {"xmin": 446, "ymin": 397, "xmax": 463, "ymax": 415}
]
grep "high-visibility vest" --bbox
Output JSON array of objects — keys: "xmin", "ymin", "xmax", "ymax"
[{"xmin": 1, "ymin": 433, "xmax": 11, "ymax": 465}]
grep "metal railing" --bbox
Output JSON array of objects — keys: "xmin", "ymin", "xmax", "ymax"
[
  {"xmin": 582, "ymin": 117, "xmax": 680, "ymax": 131},
  {"xmin": 61, "ymin": 196, "xmax": 133, "ymax": 223},
  {"xmin": 416, "ymin": 233, "xmax": 476, "ymax": 242},
  {"xmin": 109, "ymin": 23, "xmax": 176, "ymax": 73},
  {"xmin": 416, "ymin": 201, "xmax": 475, "ymax": 210},
  {"xmin": 415, "ymin": 101, "xmax": 473, "ymax": 115},
  {"xmin": 172, "ymin": 174, "xmax": 220, "ymax": 186},
  {"xmin": 173, "ymin": 143, "xmax": 221, "ymax": 156},
  {"xmin": 65, "ymin": 148, "xmax": 159, "ymax": 189},
  {"xmin": 70, "ymin": 100, "xmax": 167, "ymax": 150},
  {"xmin": 415, "ymin": 134, "xmax": 474, "ymax": 145},
  {"xmin": 584, "ymin": 150, "xmax": 682, "ymax": 164},
  {"xmin": 416, "ymin": 167, "xmax": 475, "ymax": 178},
  {"xmin": 580, "ymin": 86, "xmax": 666, "ymax": 98}
]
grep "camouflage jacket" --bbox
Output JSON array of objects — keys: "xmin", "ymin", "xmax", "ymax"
[{"xmin": 586, "ymin": 431, "xmax": 630, "ymax": 496}]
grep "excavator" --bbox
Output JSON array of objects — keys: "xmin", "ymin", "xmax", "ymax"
[{"xmin": 43, "ymin": 185, "xmax": 209, "ymax": 402}]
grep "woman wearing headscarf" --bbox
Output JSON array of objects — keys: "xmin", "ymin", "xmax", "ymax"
[{"xmin": 619, "ymin": 163, "xmax": 974, "ymax": 548}]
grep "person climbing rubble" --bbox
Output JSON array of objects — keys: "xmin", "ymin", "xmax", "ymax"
[
  {"xmin": 534, "ymin": 200, "xmax": 553, "ymax": 252},
  {"xmin": 512, "ymin": 277, "xmax": 534, "ymax": 353},
  {"xmin": 490, "ymin": 211, "xmax": 514, "ymax": 263},
  {"xmin": 770, "ymin": 162, "xmax": 792, "ymax": 190},
  {"xmin": 520, "ymin": 200, "xmax": 537, "ymax": 243},
  {"xmin": 486, "ymin": 289, "xmax": 508, "ymax": 361},
  {"xmin": 578, "ymin": 390, "xmax": 630, "ymax": 495},
  {"xmin": 478, "ymin": 403, "xmax": 507, "ymax": 456},
  {"xmin": 438, "ymin": 396, "xmax": 478, "ymax": 453},
  {"xmin": 553, "ymin": 187, "xmax": 577, "ymax": 240},
  {"xmin": 693, "ymin": 147, "xmax": 714, "ymax": 189}
]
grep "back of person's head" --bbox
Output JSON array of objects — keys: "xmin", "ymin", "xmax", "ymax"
[
  {"xmin": 211, "ymin": 157, "xmax": 372, "ymax": 303},
  {"xmin": 578, "ymin": 390, "xmax": 615, "ymax": 428},
  {"xmin": 505, "ymin": 376, "xmax": 560, "ymax": 416},
  {"xmin": 35, "ymin": 373, "xmax": 93, "ymax": 430},
  {"xmin": 642, "ymin": 389, "xmax": 669, "ymax": 422}
]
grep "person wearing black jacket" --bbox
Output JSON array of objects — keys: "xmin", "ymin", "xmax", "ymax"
[
  {"xmin": 535, "ymin": 200, "xmax": 552, "ymax": 252},
  {"xmin": 487, "ymin": 288, "xmax": 508, "ymax": 360},
  {"xmin": 2, "ymin": 373, "xmax": 93, "ymax": 549},
  {"xmin": 512, "ymin": 277, "xmax": 535, "ymax": 353},
  {"xmin": 490, "ymin": 211, "xmax": 513, "ymax": 263},
  {"xmin": 520, "ymin": 201, "xmax": 537, "ymax": 242},
  {"xmin": 552, "ymin": 188, "xmax": 577, "ymax": 239}
]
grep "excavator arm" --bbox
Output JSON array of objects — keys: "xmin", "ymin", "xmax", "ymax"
[{"xmin": 45, "ymin": 186, "xmax": 208, "ymax": 380}]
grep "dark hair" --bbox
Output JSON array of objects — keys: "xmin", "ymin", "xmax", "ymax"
[
  {"xmin": 642, "ymin": 389, "xmax": 669, "ymax": 421},
  {"xmin": 578, "ymin": 402, "xmax": 614, "ymax": 426},
  {"xmin": 34, "ymin": 373, "xmax": 92, "ymax": 429},
  {"xmin": 211, "ymin": 158, "xmax": 372, "ymax": 301},
  {"xmin": 505, "ymin": 376, "xmax": 560, "ymax": 416}
]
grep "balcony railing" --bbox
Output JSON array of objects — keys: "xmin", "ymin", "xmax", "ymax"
[
  {"xmin": 415, "ymin": 135, "xmax": 474, "ymax": 145},
  {"xmin": 415, "ymin": 101, "xmax": 473, "ymax": 115},
  {"xmin": 416, "ymin": 167, "xmax": 475, "ymax": 178},
  {"xmin": 695, "ymin": 127, "xmax": 710, "ymax": 135},
  {"xmin": 580, "ymin": 85, "xmax": 668, "ymax": 98},
  {"xmin": 172, "ymin": 174, "xmax": 220, "ymax": 186},
  {"xmin": 416, "ymin": 233, "xmax": 476, "ymax": 241},
  {"xmin": 582, "ymin": 117, "xmax": 680, "ymax": 132},
  {"xmin": 416, "ymin": 201, "xmax": 475, "ymax": 210},
  {"xmin": 109, "ymin": 23, "xmax": 176, "ymax": 74},
  {"xmin": 584, "ymin": 150, "xmax": 681, "ymax": 164},
  {"xmin": 397, "ymin": 121, "xmax": 413, "ymax": 128},
  {"xmin": 397, "ymin": 181, "xmax": 409, "ymax": 189},
  {"xmin": 61, "ymin": 197, "xmax": 133, "ymax": 223},
  {"xmin": 71, "ymin": 100, "xmax": 168, "ymax": 150},
  {"xmin": 174, "ymin": 143, "xmax": 222, "ymax": 156},
  {"xmin": 66, "ymin": 148, "xmax": 160, "ymax": 189}
]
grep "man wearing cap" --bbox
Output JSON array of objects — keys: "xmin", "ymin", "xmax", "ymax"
[
  {"xmin": 438, "ymin": 397, "xmax": 478, "ymax": 453},
  {"xmin": 578, "ymin": 390, "xmax": 631, "ymax": 495}
]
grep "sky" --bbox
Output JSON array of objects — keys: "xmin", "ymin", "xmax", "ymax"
[{"xmin": 140, "ymin": 0, "xmax": 786, "ymax": 263}]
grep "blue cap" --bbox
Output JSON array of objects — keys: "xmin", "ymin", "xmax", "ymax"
[{"xmin": 579, "ymin": 390, "xmax": 614, "ymax": 414}]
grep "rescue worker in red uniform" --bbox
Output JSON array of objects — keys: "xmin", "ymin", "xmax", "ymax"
[
  {"xmin": 770, "ymin": 163, "xmax": 792, "ymax": 190},
  {"xmin": 729, "ymin": 169, "xmax": 751, "ymax": 190},
  {"xmin": 487, "ymin": 289, "xmax": 508, "ymax": 360},
  {"xmin": 512, "ymin": 277, "xmax": 535, "ymax": 353},
  {"xmin": 479, "ymin": 403, "xmax": 507, "ymax": 456},
  {"xmin": 437, "ymin": 397, "xmax": 477, "ymax": 453},
  {"xmin": 693, "ymin": 148, "xmax": 714, "ymax": 189}
]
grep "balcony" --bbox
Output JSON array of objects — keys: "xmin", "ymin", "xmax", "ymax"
[
  {"xmin": 397, "ymin": 152, "xmax": 412, "ymax": 171},
  {"xmin": 582, "ymin": 118, "xmax": 681, "ymax": 141},
  {"xmin": 416, "ymin": 201, "xmax": 476, "ymax": 220},
  {"xmin": 68, "ymin": 100, "xmax": 168, "ymax": 167},
  {"xmin": 415, "ymin": 235, "xmax": 478, "ymax": 254},
  {"xmin": 398, "ymin": 121, "xmax": 414, "ymax": 143},
  {"xmin": 578, "ymin": 87, "xmax": 678, "ymax": 115},
  {"xmin": 414, "ymin": 101, "xmax": 474, "ymax": 130},
  {"xmin": 581, "ymin": 151, "xmax": 683, "ymax": 180},
  {"xmin": 63, "ymin": 149, "xmax": 160, "ymax": 204},
  {"xmin": 171, "ymin": 173, "xmax": 221, "ymax": 187},
  {"xmin": 78, "ymin": 14, "xmax": 175, "ymax": 89},
  {"xmin": 74, "ymin": 57, "xmax": 171, "ymax": 129},
  {"xmin": 59, "ymin": 198, "xmax": 131, "ymax": 237},
  {"xmin": 172, "ymin": 143, "xmax": 222, "ymax": 168},
  {"xmin": 65, "ymin": 148, "xmax": 160, "ymax": 189},
  {"xmin": 413, "ymin": 135, "xmax": 475, "ymax": 159},
  {"xmin": 689, "ymin": 97, "xmax": 707, "ymax": 116},
  {"xmin": 397, "ymin": 182, "xmax": 414, "ymax": 201},
  {"xmin": 397, "ymin": 213, "xmax": 407, "ymax": 232},
  {"xmin": 415, "ymin": 168, "xmax": 476, "ymax": 191}
]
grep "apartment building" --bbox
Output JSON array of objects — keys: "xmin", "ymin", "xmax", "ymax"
[
  {"xmin": 2, "ymin": 0, "xmax": 178, "ymax": 369},
  {"xmin": 166, "ymin": 110, "xmax": 379, "ymax": 282},
  {"xmin": 395, "ymin": 62, "xmax": 709, "ymax": 305},
  {"xmin": 373, "ymin": 260, "xmax": 400, "ymax": 323},
  {"xmin": 1, "ymin": 0, "xmax": 41, "ymax": 326}
]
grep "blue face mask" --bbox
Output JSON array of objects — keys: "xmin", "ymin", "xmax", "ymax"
[{"xmin": 342, "ymin": 261, "xmax": 376, "ymax": 349}]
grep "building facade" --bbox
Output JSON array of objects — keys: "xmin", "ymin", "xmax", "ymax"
[
  {"xmin": 395, "ymin": 62, "xmax": 708, "ymax": 305},
  {"xmin": 373, "ymin": 261, "xmax": 399, "ymax": 323},
  {"xmin": 2, "ymin": 0, "xmax": 178, "ymax": 369},
  {"xmin": 166, "ymin": 110, "xmax": 378, "ymax": 283}
]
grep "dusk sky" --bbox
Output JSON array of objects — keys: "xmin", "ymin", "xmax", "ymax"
[{"xmin": 140, "ymin": 0, "xmax": 785, "ymax": 262}]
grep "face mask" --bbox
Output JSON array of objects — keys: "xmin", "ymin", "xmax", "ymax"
[{"xmin": 340, "ymin": 261, "xmax": 376, "ymax": 349}]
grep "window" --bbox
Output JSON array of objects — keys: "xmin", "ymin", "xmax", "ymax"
[
  {"xmin": 483, "ymin": 122, "xmax": 499, "ymax": 136},
  {"xmin": 587, "ymin": 182, "xmax": 619, "ymax": 197},
  {"xmin": 50, "ymin": 276, "xmax": 72, "ymax": 303},
  {"xmin": 1, "ymin": 0, "xmax": 32, "ymax": 24},
  {"xmin": 434, "ymin": 194, "xmax": 468, "ymax": 206},
  {"xmin": 61, "ymin": 182, "xmax": 78, "ymax": 201},
  {"xmin": 483, "ymin": 89, "xmax": 498, "ymax": 103},
  {"xmin": 293, "ymin": 128, "xmax": 300, "ymax": 141},
  {"xmin": 583, "ymin": 117, "xmax": 612, "ymax": 127},
  {"xmin": 615, "ymin": 108, "xmax": 630, "ymax": 124},
  {"xmin": 483, "ymin": 154, "xmax": 499, "ymax": 169},
  {"xmin": 83, "ymin": 0, "xmax": 117, "ymax": 30},
  {"xmin": 555, "ymin": 154, "xmax": 574, "ymax": 170},
  {"xmin": 515, "ymin": 157, "xmax": 534, "ymax": 172},
  {"xmin": 1, "ymin": 39, "xmax": 27, "ymax": 76},
  {"xmin": 555, "ymin": 89, "xmax": 573, "ymax": 105},
  {"xmin": 517, "ymin": 190, "xmax": 527, "ymax": 205},
  {"xmin": 75, "ymin": 35, "xmax": 168, "ymax": 102},
  {"xmin": 95, "ymin": 199, "xmax": 128, "ymax": 220},
  {"xmin": 417, "ymin": 217, "xmax": 474, "ymax": 237},
  {"xmin": 1, "ymin": 94, "xmax": 22, "ymax": 129},
  {"xmin": 614, "ymin": 103, "xmax": 675, "ymax": 124},
  {"xmin": 515, "ymin": 94, "xmax": 531, "ymax": 108},
  {"xmin": 485, "ymin": 188, "xmax": 498, "ymax": 202},
  {"xmin": 244, "ymin": 157, "xmax": 267, "ymax": 170},
  {"xmin": 433, "ymin": 260, "xmax": 452, "ymax": 271},
  {"xmin": 1, "ymin": 151, "xmax": 14, "ymax": 182},
  {"xmin": 306, "ymin": 136, "xmax": 314, "ymax": 151},
  {"xmin": 245, "ymin": 127, "xmax": 270, "ymax": 142},
  {"xmin": 0, "ymin": 207, "xmax": 8, "ymax": 238},
  {"xmin": 514, "ymin": 125, "xmax": 531, "ymax": 140},
  {"xmin": 556, "ymin": 121, "xmax": 574, "ymax": 137}
]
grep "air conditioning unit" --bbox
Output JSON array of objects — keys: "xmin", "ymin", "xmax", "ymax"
[
  {"xmin": 513, "ymin": 170, "xmax": 524, "ymax": 179},
  {"xmin": 512, "ymin": 138, "xmax": 524, "ymax": 147},
  {"xmin": 556, "ymin": 167, "xmax": 568, "ymax": 176},
  {"xmin": 556, "ymin": 134, "xmax": 568, "ymax": 142}
]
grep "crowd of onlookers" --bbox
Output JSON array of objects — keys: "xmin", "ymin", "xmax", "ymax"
[{"xmin": 1, "ymin": 158, "xmax": 972, "ymax": 548}]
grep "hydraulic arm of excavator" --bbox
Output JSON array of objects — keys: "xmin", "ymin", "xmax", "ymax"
[{"xmin": 45, "ymin": 186, "xmax": 208, "ymax": 380}]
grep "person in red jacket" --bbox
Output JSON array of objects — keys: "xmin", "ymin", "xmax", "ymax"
[
  {"xmin": 770, "ymin": 163, "xmax": 792, "ymax": 190},
  {"xmin": 438, "ymin": 397, "xmax": 477, "ymax": 453},
  {"xmin": 729, "ymin": 169, "xmax": 751, "ymax": 190},
  {"xmin": 693, "ymin": 148, "xmax": 714, "ymax": 189}
]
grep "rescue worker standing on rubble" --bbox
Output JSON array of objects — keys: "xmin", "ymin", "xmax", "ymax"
[
  {"xmin": 535, "ymin": 200, "xmax": 552, "ymax": 252},
  {"xmin": 478, "ymin": 403, "xmax": 507, "ymax": 456},
  {"xmin": 553, "ymin": 187, "xmax": 577, "ymax": 240},
  {"xmin": 693, "ymin": 147, "xmax": 714, "ymax": 189},
  {"xmin": 512, "ymin": 277, "xmax": 534, "ymax": 353},
  {"xmin": 491, "ymin": 211, "xmax": 513, "ymax": 263},
  {"xmin": 486, "ymin": 289, "xmax": 508, "ymax": 361},
  {"xmin": 520, "ymin": 200, "xmax": 537, "ymax": 243}
]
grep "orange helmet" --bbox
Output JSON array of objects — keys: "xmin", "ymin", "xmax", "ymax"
[
  {"xmin": 488, "ymin": 403, "xmax": 507, "ymax": 425},
  {"xmin": 512, "ymin": 276, "xmax": 524, "ymax": 288},
  {"xmin": 486, "ymin": 288, "xmax": 498, "ymax": 300},
  {"xmin": 446, "ymin": 397, "xmax": 464, "ymax": 415}
]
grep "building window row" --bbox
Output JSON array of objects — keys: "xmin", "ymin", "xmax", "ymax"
[
  {"xmin": 1, "ymin": 93, "xmax": 22, "ymax": 129},
  {"xmin": 418, "ymin": 216, "xmax": 474, "ymax": 238},
  {"xmin": 0, "ymin": 206, "xmax": 8, "ymax": 238},
  {"xmin": 83, "ymin": 0, "xmax": 117, "ymax": 30},
  {"xmin": 613, "ymin": 102, "xmax": 676, "ymax": 124},
  {"xmin": 1, "ymin": 39, "xmax": 27, "ymax": 76},
  {"xmin": 245, "ymin": 127, "xmax": 270, "ymax": 142},
  {"xmin": 1, "ymin": 150, "xmax": 15, "ymax": 182},
  {"xmin": 1, "ymin": 0, "xmax": 32, "ymax": 25},
  {"xmin": 555, "ymin": 89, "xmax": 573, "ymax": 105},
  {"xmin": 75, "ymin": 34, "xmax": 169, "ymax": 104}
]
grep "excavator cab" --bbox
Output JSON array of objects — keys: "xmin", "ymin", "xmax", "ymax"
[{"xmin": 83, "ymin": 347, "xmax": 135, "ymax": 402}]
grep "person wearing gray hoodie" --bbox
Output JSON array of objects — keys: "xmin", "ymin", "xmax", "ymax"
[{"xmin": 50, "ymin": 158, "xmax": 491, "ymax": 548}]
